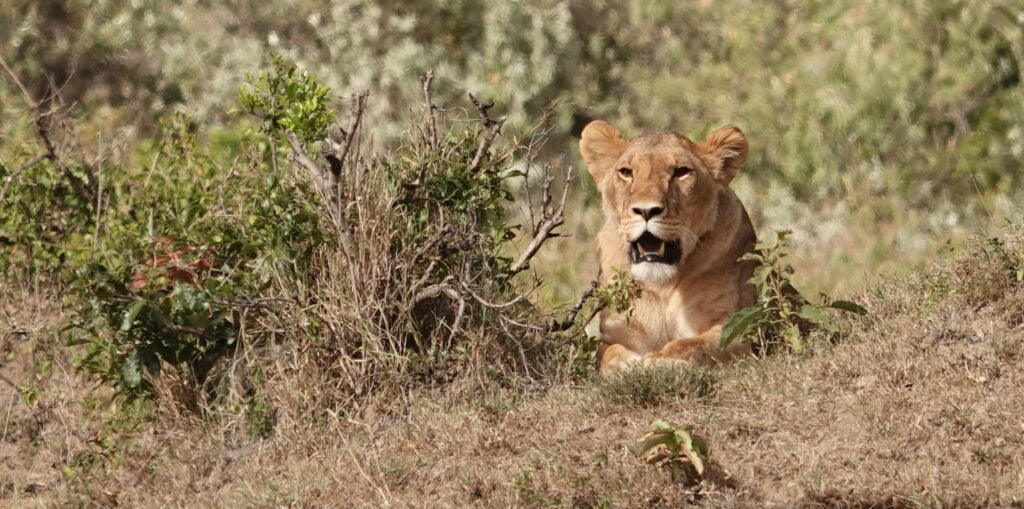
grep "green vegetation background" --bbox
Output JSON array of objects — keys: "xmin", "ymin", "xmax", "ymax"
[{"xmin": 4, "ymin": 1, "xmax": 1021, "ymax": 297}]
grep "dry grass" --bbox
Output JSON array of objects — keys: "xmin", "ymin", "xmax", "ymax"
[{"xmin": 2, "ymin": 233, "xmax": 1022, "ymax": 508}]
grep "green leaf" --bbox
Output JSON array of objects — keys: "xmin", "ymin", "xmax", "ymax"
[
  {"xmin": 681, "ymin": 443, "xmax": 705, "ymax": 475},
  {"xmin": 719, "ymin": 306, "xmax": 764, "ymax": 350},
  {"xmin": 640, "ymin": 434, "xmax": 675, "ymax": 457},
  {"xmin": 827, "ymin": 300, "xmax": 867, "ymax": 315},
  {"xmin": 797, "ymin": 304, "xmax": 838, "ymax": 333},
  {"xmin": 120, "ymin": 300, "xmax": 147, "ymax": 332},
  {"xmin": 749, "ymin": 264, "xmax": 771, "ymax": 286},
  {"xmin": 649, "ymin": 419, "xmax": 674, "ymax": 433},
  {"xmin": 672, "ymin": 428, "xmax": 706, "ymax": 475},
  {"xmin": 783, "ymin": 324, "xmax": 803, "ymax": 353}
]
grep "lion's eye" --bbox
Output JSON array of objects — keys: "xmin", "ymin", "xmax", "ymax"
[
  {"xmin": 672, "ymin": 166, "xmax": 693, "ymax": 179},
  {"xmin": 617, "ymin": 168, "xmax": 633, "ymax": 179}
]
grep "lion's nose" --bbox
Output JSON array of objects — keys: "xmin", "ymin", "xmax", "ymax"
[{"xmin": 631, "ymin": 205, "xmax": 664, "ymax": 220}]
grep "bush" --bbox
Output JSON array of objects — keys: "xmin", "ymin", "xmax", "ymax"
[
  {"xmin": 64, "ymin": 109, "xmax": 327, "ymax": 398},
  {"xmin": 0, "ymin": 56, "xmax": 600, "ymax": 409}
]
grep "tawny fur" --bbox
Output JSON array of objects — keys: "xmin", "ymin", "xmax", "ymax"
[{"xmin": 579, "ymin": 120, "xmax": 757, "ymax": 372}]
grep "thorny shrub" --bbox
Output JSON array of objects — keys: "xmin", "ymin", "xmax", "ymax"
[{"xmin": 280, "ymin": 69, "xmax": 599, "ymax": 404}]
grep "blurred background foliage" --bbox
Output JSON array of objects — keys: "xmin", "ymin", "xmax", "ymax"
[{"xmin": 2, "ymin": 0, "xmax": 1023, "ymax": 296}]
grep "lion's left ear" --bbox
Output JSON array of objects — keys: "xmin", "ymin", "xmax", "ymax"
[{"xmin": 701, "ymin": 126, "xmax": 748, "ymax": 184}]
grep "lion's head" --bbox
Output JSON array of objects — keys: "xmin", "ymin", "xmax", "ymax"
[{"xmin": 579, "ymin": 121, "xmax": 749, "ymax": 285}]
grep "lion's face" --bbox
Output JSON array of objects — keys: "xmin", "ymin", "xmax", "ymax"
[{"xmin": 580, "ymin": 121, "xmax": 749, "ymax": 284}]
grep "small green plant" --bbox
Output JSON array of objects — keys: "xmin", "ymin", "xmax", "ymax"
[
  {"xmin": 17, "ymin": 384, "xmax": 42, "ymax": 406},
  {"xmin": 640, "ymin": 419, "xmax": 710, "ymax": 483},
  {"xmin": 720, "ymin": 230, "xmax": 866, "ymax": 354},
  {"xmin": 245, "ymin": 394, "xmax": 275, "ymax": 439},
  {"xmin": 595, "ymin": 269, "xmax": 643, "ymax": 317},
  {"xmin": 567, "ymin": 270, "xmax": 643, "ymax": 378}
]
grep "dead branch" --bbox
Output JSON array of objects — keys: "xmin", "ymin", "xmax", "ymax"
[
  {"xmin": 460, "ymin": 281, "xmax": 536, "ymax": 310},
  {"xmin": 336, "ymin": 92, "xmax": 369, "ymax": 183},
  {"xmin": 518, "ymin": 123, "xmax": 557, "ymax": 235},
  {"xmin": 499, "ymin": 314, "xmax": 547, "ymax": 332},
  {"xmin": 466, "ymin": 93, "xmax": 506, "ymax": 173},
  {"xmin": 421, "ymin": 71, "xmax": 440, "ymax": 152},
  {"xmin": 0, "ymin": 54, "xmax": 95, "ymax": 204},
  {"xmin": 287, "ymin": 132, "xmax": 337, "ymax": 194},
  {"xmin": 285, "ymin": 93, "xmax": 369, "ymax": 259},
  {"xmin": 508, "ymin": 164, "xmax": 573, "ymax": 275},
  {"xmin": 546, "ymin": 280, "xmax": 602, "ymax": 332}
]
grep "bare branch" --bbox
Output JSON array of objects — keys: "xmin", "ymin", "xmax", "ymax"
[
  {"xmin": 420, "ymin": 71, "xmax": 440, "ymax": 152},
  {"xmin": 460, "ymin": 281, "xmax": 536, "ymax": 309},
  {"xmin": 0, "ymin": 53, "xmax": 94, "ymax": 204},
  {"xmin": 285, "ymin": 93, "xmax": 369, "ymax": 260},
  {"xmin": 412, "ymin": 280, "xmax": 457, "ymax": 304},
  {"xmin": 466, "ymin": 93, "xmax": 506, "ymax": 173},
  {"xmin": 509, "ymin": 164, "xmax": 573, "ymax": 275},
  {"xmin": 500, "ymin": 314, "xmax": 547, "ymax": 332},
  {"xmin": 0, "ymin": 53, "xmax": 35, "ymax": 107},
  {"xmin": 286, "ymin": 131, "xmax": 353, "ymax": 258},
  {"xmin": 336, "ymin": 92, "xmax": 369, "ymax": 181},
  {"xmin": 547, "ymin": 280, "xmax": 602, "ymax": 332},
  {"xmin": 287, "ymin": 132, "xmax": 334, "ymax": 192}
]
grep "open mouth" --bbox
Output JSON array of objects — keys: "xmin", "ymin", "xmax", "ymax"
[{"xmin": 629, "ymin": 232, "xmax": 681, "ymax": 264}]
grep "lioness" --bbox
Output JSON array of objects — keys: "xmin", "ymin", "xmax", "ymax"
[{"xmin": 579, "ymin": 120, "xmax": 757, "ymax": 372}]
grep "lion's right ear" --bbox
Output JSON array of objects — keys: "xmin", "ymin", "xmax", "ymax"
[
  {"xmin": 579, "ymin": 120, "xmax": 627, "ymax": 182},
  {"xmin": 701, "ymin": 125, "xmax": 748, "ymax": 184}
]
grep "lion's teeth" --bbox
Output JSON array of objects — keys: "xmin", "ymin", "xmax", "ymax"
[{"xmin": 657, "ymin": 243, "xmax": 665, "ymax": 256}]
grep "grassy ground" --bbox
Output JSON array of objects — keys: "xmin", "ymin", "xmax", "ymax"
[{"xmin": 3, "ymin": 234, "xmax": 1022, "ymax": 508}]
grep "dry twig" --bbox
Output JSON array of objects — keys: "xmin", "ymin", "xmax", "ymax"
[
  {"xmin": 466, "ymin": 93, "xmax": 506, "ymax": 173},
  {"xmin": 509, "ymin": 164, "xmax": 573, "ymax": 275},
  {"xmin": 421, "ymin": 71, "xmax": 440, "ymax": 152},
  {"xmin": 547, "ymin": 280, "xmax": 602, "ymax": 332}
]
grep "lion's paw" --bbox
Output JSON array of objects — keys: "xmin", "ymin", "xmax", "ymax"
[{"xmin": 640, "ymin": 354, "xmax": 693, "ymax": 369}]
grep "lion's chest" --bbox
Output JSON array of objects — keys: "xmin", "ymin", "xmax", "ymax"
[{"xmin": 632, "ymin": 291, "xmax": 712, "ymax": 352}]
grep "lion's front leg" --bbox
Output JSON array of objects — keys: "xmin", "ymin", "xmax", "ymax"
[
  {"xmin": 641, "ymin": 325, "xmax": 752, "ymax": 367},
  {"xmin": 598, "ymin": 343, "xmax": 644, "ymax": 373}
]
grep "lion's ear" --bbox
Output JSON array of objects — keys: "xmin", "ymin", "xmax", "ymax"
[
  {"xmin": 579, "ymin": 120, "xmax": 627, "ymax": 182},
  {"xmin": 702, "ymin": 125, "xmax": 748, "ymax": 184}
]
